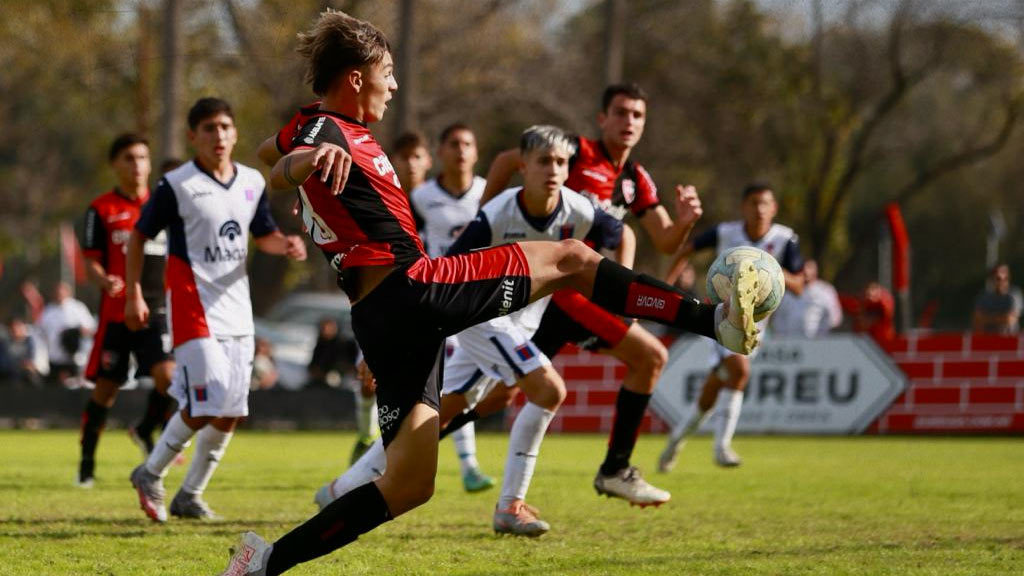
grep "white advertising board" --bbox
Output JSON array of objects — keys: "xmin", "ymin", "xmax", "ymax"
[{"xmin": 650, "ymin": 335, "xmax": 906, "ymax": 434}]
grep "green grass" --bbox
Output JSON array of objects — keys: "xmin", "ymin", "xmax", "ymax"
[{"xmin": 1, "ymin": 431, "xmax": 1022, "ymax": 575}]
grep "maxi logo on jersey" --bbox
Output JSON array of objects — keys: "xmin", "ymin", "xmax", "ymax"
[{"xmin": 203, "ymin": 220, "xmax": 247, "ymax": 263}]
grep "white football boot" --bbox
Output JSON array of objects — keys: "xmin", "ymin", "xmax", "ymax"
[
  {"xmin": 221, "ymin": 532, "xmax": 272, "ymax": 576},
  {"xmin": 130, "ymin": 464, "xmax": 167, "ymax": 523},
  {"xmin": 715, "ymin": 258, "xmax": 760, "ymax": 355},
  {"xmin": 715, "ymin": 446, "xmax": 743, "ymax": 468},
  {"xmin": 594, "ymin": 466, "xmax": 670, "ymax": 507}
]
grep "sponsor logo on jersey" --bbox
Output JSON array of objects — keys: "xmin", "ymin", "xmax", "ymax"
[
  {"xmin": 353, "ymin": 134, "xmax": 371, "ymax": 145},
  {"xmin": 203, "ymin": 245, "xmax": 248, "ymax": 263},
  {"xmin": 372, "ymin": 153, "xmax": 396, "ymax": 178},
  {"xmin": 329, "ymin": 252, "xmax": 344, "ymax": 272},
  {"xmin": 191, "ymin": 189, "xmax": 213, "ymax": 199},
  {"xmin": 107, "ymin": 212, "xmax": 133, "ymax": 223},
  {"xmin": 499, "ymin": 278, "xmax": 516, "ymax": 316},
  {"xmin": 303, "ymin": 116, "xmax": 326, "ymax": 144},
  {"xmin": 111, "ymin": 229, "xmax": 132, "ymax": 245},
  {"xmin": 503, "ymin": 231, "xmax": 527, "ymax": 239},
  {"xmin": 582, "ymin": 169, "xmax": 609, "ymax": 183},
  {"xmin": 583, "ymin": 192, "xmax": 629, "ymax": 221},
  {"xmin": 219, "ymin": 220, "xmax": 243, "ymax": 241}
]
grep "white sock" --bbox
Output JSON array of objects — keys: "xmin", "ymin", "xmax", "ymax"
[
  {"xmin": 452, "ymin": 423, "xmax": 480, "ymax": 474},
  {"xmin": 180, "ymin": 426, "xmax": 232, "ymax": 496},
  {"xmin": 329, "ymin": 437, "xmax": 386, "ymax": 501},
  {"xmin": 355, "ymin": 392, "xmax": 378, "ymax": 439},
  {"xmin": 669, "ymin": 408, "xmax": 707, "ymax": 446},
  {"xmin": 498, "ymin": 403, "xmax": 555, "ymax": 510},
  {"xmin": 713, "ymin": 388, "xmax": 744, "ymax": 453},
  {"xmin": 145, "ymin": 411, "xmax": 195, "ymax": 478}
]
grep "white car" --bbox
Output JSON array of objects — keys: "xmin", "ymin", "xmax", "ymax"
[{"xmin": 254, "ymin": 292, "xmax": 353, "ymax": 389}]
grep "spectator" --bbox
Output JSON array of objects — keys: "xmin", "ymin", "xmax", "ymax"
[
  {"xmin": 0, "ymin": 317, "xmax": 41, "ymax": 386},
  {"xmin": 771, "ymin": 260, "xmax": 842, "ymax": 337},
  {"xmin": 251, "ymin": 338, "xmax": 279, "ymax": 390},
  {"xmin": 38, "ymin": 282, "xmax": 95, "ymax": 386},
  {"xmin": 973, "ymin": 263, "xmax": 1022, "ymax": 334},
  {"xmin": 20, "ymin": 280, "xmax": 45, "ymax": 323},
  {"xmin": 307, "ymin": 317, "xmax": 355, "ymax": 388},
  {"xmin": 848, "ymin": 282, "xmax": 895, "ymax": 344}
]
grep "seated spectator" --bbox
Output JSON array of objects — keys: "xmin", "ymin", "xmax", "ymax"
[
  {"xmin": 771, "ymin": 260, "xmax": 842, "ymax": 337},
  {"xmin": 308, "ymin": 317, "xmax": 355, "ymax": 388},
  {"xmin": 1, "ymin": 317, "xmax": 42, "ymax": 386},
  {"xmin": 38, "ymin": 282, "xmax": 95, "ymax": 386},
  {"xmin": 973, "ymin": 263, "xmax": 1022, "ymax": 334},
  {"xmin": 251, "ymin": 338, "xmax": 279, "ymax": 390}
]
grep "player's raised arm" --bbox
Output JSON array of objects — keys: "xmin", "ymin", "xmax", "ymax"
[
  {"xmin": 482, "ymin": 148, "xmax": 521, "ymax": 205},
  {"xmin": 640, "ymin": 184, "xmax": 703, "ymax": 254}
]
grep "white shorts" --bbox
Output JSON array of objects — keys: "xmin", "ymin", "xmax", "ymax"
[
  {"xmin": 170, "ymin": 335, "xmax": 254, "ymax": 418},
  {"xmin": 442, "ymin": 319, "xmax": 550, "ymax": 397}
]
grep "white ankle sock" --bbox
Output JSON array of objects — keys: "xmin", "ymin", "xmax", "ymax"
[
  {"xmin": 713, "ymin": 388, "xmax": 744, "ymax": 452},
  {"xmin": 452, "ymin": 423, "xmax": 480, "ymax": 474},
  {"xmin": 355, "ymin": 393, "xmax": 378, "ymax": 439},
  {"xmin": 180, "ymin": 426, "xmax": 232, "ymax": 496},
  {"xmin": 145, "ymin": 412, "xmax": 195, "ymax": 478},
  {"xmin": 329, "ymin": 437, "xmax": 386, "ymax": 500},
  {"xmin": 499, "ymin": 403, "xmax": 555, "ymax": 510}
]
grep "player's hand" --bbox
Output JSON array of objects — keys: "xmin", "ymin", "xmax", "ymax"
[
  {"xmin": 125, "ymin": 294, "xmax": 149, "ymax": 331},
  {"xmin": 312, "ymin": 143, "xmax": 352, "ymax": 196},
  {"xmin": 673, "ymin": 185, "xmax": 703, "ymax": 228},
  {"xmin": 284, "ymin": 235, "xmax": 307, "ymax": 261},
  {"xmin": 357, "ymin": 360, "xmax": 376, "ymax": 395},
  {"xmin": 104, "ymin": 274, "xmax": 125, "ymax": 297}
]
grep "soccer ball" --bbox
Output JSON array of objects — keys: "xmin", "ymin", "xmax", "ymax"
[{"xmin": 706, "ymin": 247, "xmax": 785, "ymax": 322}]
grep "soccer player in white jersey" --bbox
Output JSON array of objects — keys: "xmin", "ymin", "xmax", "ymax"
[
  {"xmin": 124, "ymin": 98, "xmax": 307, "ymax": 522},
  {"xmin": 317, "ymin": 126, "xmax": 628, "ymax": 536},
  {"xmin": 659, "ymin": 184, "xmax": 804, "ymax": 471},
  {"xmin": 409, "ymin": 123, "xmax": 494, "ymax": 492}
]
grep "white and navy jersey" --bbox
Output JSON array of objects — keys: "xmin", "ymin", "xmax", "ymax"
[
  {"xmin": 450, "ymin": 186, "xmax": 623, "ymax": 254},
  {"xmin": 136, "ymin": 160, "xmax": 278, "ymax": 347},
  {"xmin": 448, "ymin": 186, "xmax": 623, "ymax": 332},
  {"xmin": 693, "ymin": 221, "xmax": 803, "ymax": 274},
  {"xmin": 409, "ymin": 176, "xmax": 485, "ymax": 258}
]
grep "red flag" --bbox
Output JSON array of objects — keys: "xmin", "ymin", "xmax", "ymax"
[{"xmin": 885, "ymin": 203, "xmax": 910, "ymax": 293}]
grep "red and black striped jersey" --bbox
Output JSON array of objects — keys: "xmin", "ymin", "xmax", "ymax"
[
  {"xmin": 292, "ymin": 112, "xmax": 426, "ymax": 270},
  {"xmin": 275, "ymin": 101, "xmax": 322, "ymax": 156},
  {"xmin": 82, "ymin": 188, "xmax": 166, "ymax": 322},
  {"xmin": 565, "ymin": 136, "xmax": 660, "ymax": 221}
]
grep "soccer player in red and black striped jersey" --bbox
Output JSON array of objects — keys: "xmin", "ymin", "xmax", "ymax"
[
  {"xmin": 480, "ymin": 84, "xmax": 702, "ymax": 505},
  {"xmin": 220, "ymin": 10, "xmax": 760, "ymax": 575},
  {"xmin": 77, "ymin": 134, "xmax": 175, "ymax": 487}
]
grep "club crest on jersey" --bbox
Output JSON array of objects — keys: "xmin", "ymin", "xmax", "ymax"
[
  {"xmin": 559, "ymin": 224, "xmax": 575, "ymax": 240},
  {"xmin": 101, "ymin": 350, "xmax": 119, "ymax": 370},
  {"xmin": 194, "ymin": 386, "xmax": 207, "ymax": 402},
  {"xmin": 621, "ymin": 179, "xmax": 636, "ymax": 204},
  {"xmin": 514, "ymin": 344, "xmax": 535, "ymax": 361},
  {"xmin": 245, "ymin": 189, "xmax": 255, "ymax": 201}
]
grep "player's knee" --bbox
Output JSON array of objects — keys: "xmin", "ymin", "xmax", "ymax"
[
  {"xmin": 404, "ymin": 477, "xmax": 435, "ymax": 508},
  {"xmin": 554, "ymin": 238, "xmax": 596, "ymax": 276},
  {"xmin": 724, "ymin": 356, "xmax": 750, "ymax": 386}
]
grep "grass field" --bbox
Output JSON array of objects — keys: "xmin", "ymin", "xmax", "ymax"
[{"xmin": 1, "ymin": 430, "xmax": 1022, "ymax": 575}]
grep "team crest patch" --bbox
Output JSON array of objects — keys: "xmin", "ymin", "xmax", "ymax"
[
  {"xmin": 621, "ymin": 179, "xmax": 636, "ymax": 204},
  {"xmin": 101, "ymin": 350, "xmax": 119, "ymax": 370},
  {"xmin": 194, "ymin": 386, "xmax": 208, "ymax": 402},
  {"xmin": 514, "ymin": 344, "xmax": 535, "ymax": 361},
  {"xmin": 245, "ymin": 189, "xmax": 255, "ymax": 201},
  {"xmin": 559, "ymin": 224, "xmax": 575, "ymax": 240}
]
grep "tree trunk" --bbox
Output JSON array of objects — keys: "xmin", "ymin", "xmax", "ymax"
[
  {"xmin": 394, "ymin": 0, "xmax": 417, "ymax": 136},
  {"xmin": 603, "ymin": 0, "xmax": 625, "ymax": 87},
  {"xmin": 159, "ymin": 0, "xmax": 184, "ymax": 164}
]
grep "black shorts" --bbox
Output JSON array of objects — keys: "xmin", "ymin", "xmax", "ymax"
[
  {"xmin": 351, "ymin": 246, "xmax": 531, "ymax": 446},
  {"xmin": 532, "ymin": 289, "xmax": 631, "ymax": 358},
  {"xmin": 85, "ymin": 314, "xmax": 172, "ymax": 384}
]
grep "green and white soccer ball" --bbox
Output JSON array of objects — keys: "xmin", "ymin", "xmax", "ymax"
[{"xmin": 706, "ymin": 246, "xmax": 786, "ymax": 322}]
